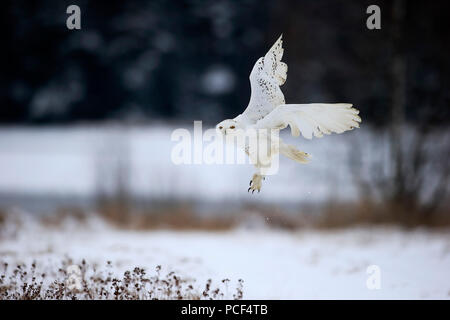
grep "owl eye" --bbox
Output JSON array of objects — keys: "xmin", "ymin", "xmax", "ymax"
[
  {"xmin": 230, "ymin": 126, "xmax": 235, "ymax": 129},
  {"xmin": 219, "ymin": 126, "xmax": 223, "ymax": 129}
]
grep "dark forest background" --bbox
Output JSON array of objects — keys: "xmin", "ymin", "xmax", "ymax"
[{"xmin": 2, "ymin": 0, "xmax": 449, "ymax": 127}]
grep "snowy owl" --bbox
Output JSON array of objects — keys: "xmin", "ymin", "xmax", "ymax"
[{"xmin": 216, "ymin": 35, "xmax": 361, "ymax": 193}]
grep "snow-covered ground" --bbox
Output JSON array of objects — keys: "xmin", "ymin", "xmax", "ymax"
[
  {"xmin": 2, "ymin": 215, "xmax": 449, "ymax": 299},
  {"xmin": 1, "ymin": 125, "xmax": 449, "ymax": 299}
]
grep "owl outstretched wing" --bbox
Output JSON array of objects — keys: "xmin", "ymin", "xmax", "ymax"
[
  {"xmin": 255, "ymin": 103, "xmax": 361, "ymax": 139},
  {"xmin": 238, "ymin": 35, "xmax": 287, "ymax": 124}
]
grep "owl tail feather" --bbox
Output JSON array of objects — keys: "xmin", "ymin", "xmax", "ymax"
[{"xmin": 280, "ymin": 144, "xmax": 310, "ymax": 164}]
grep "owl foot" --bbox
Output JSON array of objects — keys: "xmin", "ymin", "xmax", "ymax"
[{"xmin": 248, "ymin": 173, "xmax": 264, "ymax": 193}]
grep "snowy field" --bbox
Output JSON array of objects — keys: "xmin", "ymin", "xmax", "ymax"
[
  {"xmin": 1, "ymin": 125, "xmax": 449, "ymax": 299},
  {"xmin": 1, "ymin": 215, "xmax": 450, "ymax": 299}
]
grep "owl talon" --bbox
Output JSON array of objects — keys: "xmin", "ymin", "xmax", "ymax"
[{"xmin": 248, "ymin": 173, "xmax": 263, "ymax": 194}]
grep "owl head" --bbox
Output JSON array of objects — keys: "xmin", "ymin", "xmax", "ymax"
[{"xmin": 216, "ymin": 119, "xmax": 242, "ymax": 135}]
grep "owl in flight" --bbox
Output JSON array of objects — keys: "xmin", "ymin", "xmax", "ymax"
[{"xmin": 216, "ymin": 35, "xmax": 361, "ymax": 193}]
